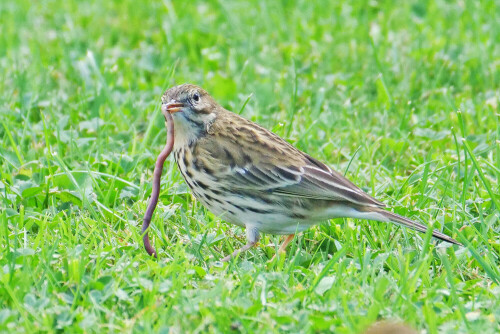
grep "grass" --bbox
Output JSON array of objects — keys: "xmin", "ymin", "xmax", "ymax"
[{"xmin": 0, "ymin": 0, "xmax": 499, "ymax": 332}]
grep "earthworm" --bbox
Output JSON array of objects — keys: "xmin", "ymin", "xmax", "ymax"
[{"xmin": 141, "ymin": 106, "xmax": 174, "ymax": 257}]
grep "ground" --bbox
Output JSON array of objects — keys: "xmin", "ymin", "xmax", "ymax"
[{"xmin": 0, "ymin": 0, "xmax": 499, "ymax": 333}]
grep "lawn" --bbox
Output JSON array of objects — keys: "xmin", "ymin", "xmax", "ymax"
[{"xmin": 1, "ymin": 0, "xmax": 499, "ymax": 332}]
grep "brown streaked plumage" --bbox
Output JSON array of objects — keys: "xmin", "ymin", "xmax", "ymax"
[{"xmin": 161, "ymin": 84, "xmax": 461, "ymax": 262}]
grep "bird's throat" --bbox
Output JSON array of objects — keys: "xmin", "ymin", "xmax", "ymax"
[{"xmin": 171, "ymin": 112, "xmax": 216, "ymax": 150}]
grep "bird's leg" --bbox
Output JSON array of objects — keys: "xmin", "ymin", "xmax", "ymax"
[
  {"xmin": 278, "ymin": 234, "xmax": 295, "ymax": 254},
  {"xmin": 221, "ymin": 226, "xmax": 260, "ymax": 262},
  {"xmin": 221, "ymin": 242, "xmax": 257, "ymax": 262},
  {"xmin": 269, "ymin": 234, "xmax": 295, "ymax": 261}
]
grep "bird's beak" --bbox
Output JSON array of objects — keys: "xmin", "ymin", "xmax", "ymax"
[{"xmin": 162, "ymin": 101, "xmax": 185, "ymax": 114}]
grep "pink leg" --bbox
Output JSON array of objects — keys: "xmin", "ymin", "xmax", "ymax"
[
  {"xmin": 278, "ymin": 234, "xmax": 295, "ymax": 253},
  {"xmin": 221, "ymin": 226, "xmax": 260, "ymax": 262},
  {"xmin": 221, "ymin": 241, "xmax": 258, "ymax": 262},
  {"xmin": 270, "ymin": 234, "xmax": 295, "ymax": 261}
]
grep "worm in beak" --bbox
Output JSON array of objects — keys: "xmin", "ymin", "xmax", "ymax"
[{"xmin": 162, "ymin": 101, "xmax": 184, "ymax": 114}]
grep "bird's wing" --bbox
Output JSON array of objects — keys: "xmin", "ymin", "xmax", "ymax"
[
  {"xmin": 218, "ymin": 154, "xmax": 385, "ymax": 208},
  {"xmin": 194, "ymin": 116, "xmax": 385, "ymax": 208},
  {"xmin": 275, "ymin": 154, "xmax": 386, "ymax": 208}
]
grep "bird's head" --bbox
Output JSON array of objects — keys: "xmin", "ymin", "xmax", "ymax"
[{"xmin": 161, "ymin": 84, "xmax": 219, "ymax": 145}]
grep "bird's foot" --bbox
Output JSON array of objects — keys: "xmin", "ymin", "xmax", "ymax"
[{"xmin": 221, "ymin": 241, "xmax": 257, "ymax": 262}]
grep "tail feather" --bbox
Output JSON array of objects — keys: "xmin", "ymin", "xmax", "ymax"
[{"xmin": 370, "ymin": 208, "xmax": 461, "ymax": 246}]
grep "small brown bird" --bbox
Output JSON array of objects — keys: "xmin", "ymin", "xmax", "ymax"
[{"xmin": 161, "ymin": 84, "xmax": 460, "ymax": 261}]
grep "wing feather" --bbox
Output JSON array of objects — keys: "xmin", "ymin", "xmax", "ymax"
[{"xmin": 195, "ymin": 113, "xmax": 386, "ymax": 208}]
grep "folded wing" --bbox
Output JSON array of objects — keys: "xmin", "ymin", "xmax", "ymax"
[{"xmin": 195, "ymin": 126, "xmax": 385, "ymax": 209}]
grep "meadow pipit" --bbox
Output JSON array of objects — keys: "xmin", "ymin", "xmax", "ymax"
[{"xmin": 161, "ymin": 84, "xmax": 460, "ymax": 261}]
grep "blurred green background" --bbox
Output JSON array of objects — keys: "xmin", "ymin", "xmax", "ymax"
[{"xmin": 0, "ymin": 0, "xmax": 499, "ymax": 333}]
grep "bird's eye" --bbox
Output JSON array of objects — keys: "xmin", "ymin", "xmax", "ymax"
[{"xmin": 193, "ymin": 92, "xmax": 200, "ymax": 102}]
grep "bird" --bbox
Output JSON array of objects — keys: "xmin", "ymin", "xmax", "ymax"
[{"xmin": 160, "ymin": 83, "xmax": 460, "ymax": 262}]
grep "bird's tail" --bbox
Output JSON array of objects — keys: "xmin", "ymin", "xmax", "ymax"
[{"xmin": 366, "ymin": 208, "xmax": 461, "ymax": 245}]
